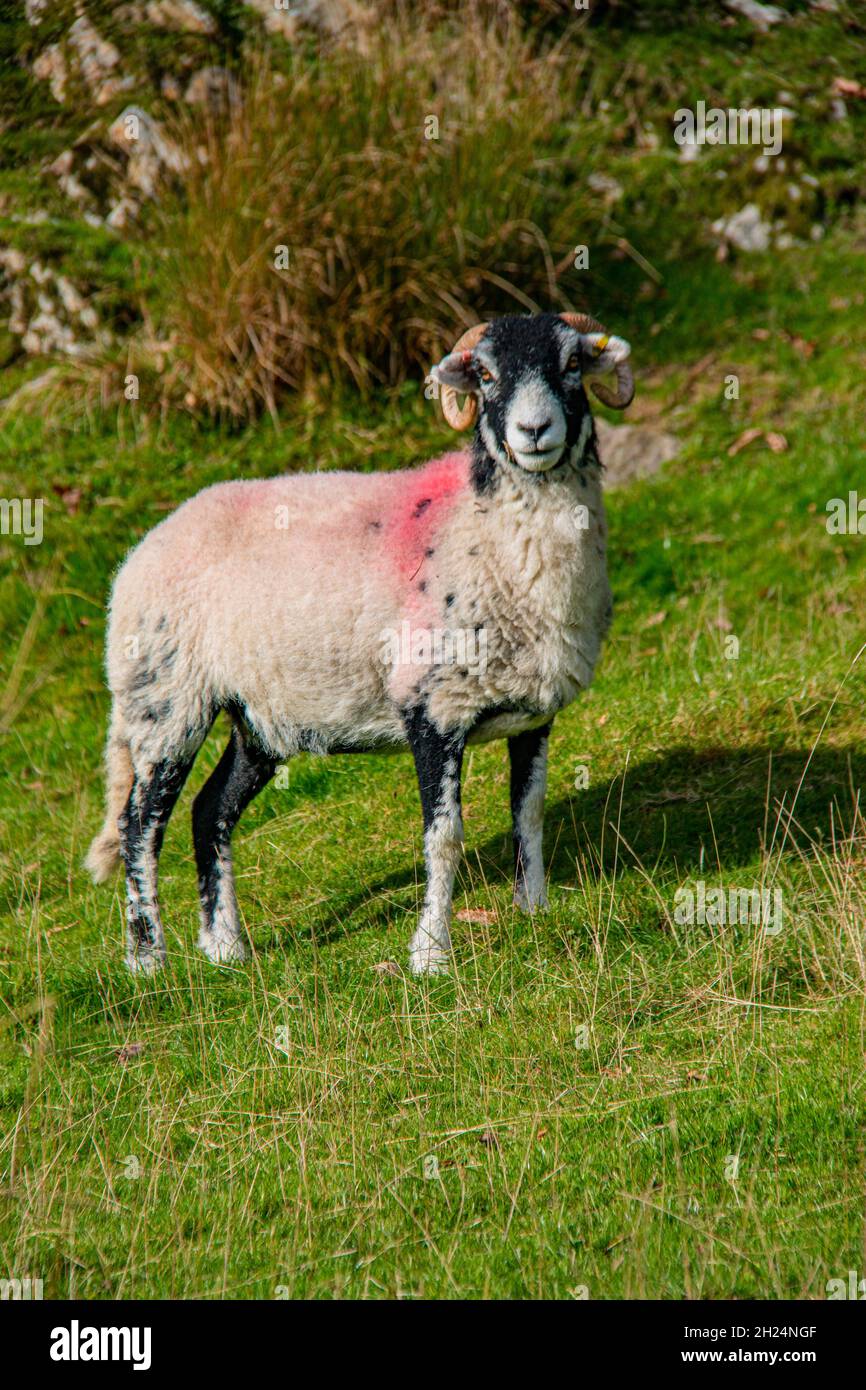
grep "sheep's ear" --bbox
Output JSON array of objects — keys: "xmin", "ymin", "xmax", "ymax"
[
  {"xmin": 430, "ymin": 350, "xmax": 479, "ymax": 393},
  {"xmin": 580, "ymin": 332, "xmax": 631, "ymax": 376}
]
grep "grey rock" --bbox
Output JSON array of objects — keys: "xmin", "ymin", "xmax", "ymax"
[
  {"xmin": 69, "ymin": 15, "xmax": 121, "ymax": 93},
  {"xmin": 145, "ymin": 0, "xmax": 218, "ymax": 35},
  {"xmin": 722, "ymin": 0, "xmax": 787, "ymax": 29},
  {"xmin": 241, "ymin": 0, "xmax": 363, "ymax": 40},
  {"xmin": 108, "ymin": 106, "xmax": 189, "ymax": 198},
  {"xmin": 106, "ymin": 197, "xmax": 140, "ymax": 230},
  {"xmin": 0, "ymin": 247, "xmax": 27, "ymax": 275},
  {"xmin": 587, "ymin": 172, "xmax": 623, "ymax": 203},
  {"xmin": 595, "ymin": 419, "xmax": 680, "ymax": 489},
  {"xmin": 711, "ymin": 203, "xmax": 771, "ymax": 254},
  {"xmin": 184, "ymin": 66, "xmax": 239, "ymax": 111},
  {"xmin": 33, "ymin": 44, "xmax": 68, "ymax": 103}
]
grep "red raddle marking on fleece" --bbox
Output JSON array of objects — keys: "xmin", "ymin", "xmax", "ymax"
[{"xmin": 387, "ymin": 452, "xmax": 469, "ymax": 584}]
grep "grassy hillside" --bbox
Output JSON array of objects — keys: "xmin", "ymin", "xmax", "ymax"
[
  {"xmin": 2, "ymin": 2, "xmax": 865, "ymax": 407},
  {"xmin": 1, "ymin": 213, "xmax": 865, "ymax": 1296},
  {"xmin": 0, "ymin": 1, "xmax": 865, "ymax": 1300}
]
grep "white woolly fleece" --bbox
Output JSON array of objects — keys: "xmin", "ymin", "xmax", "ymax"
[{"xmin": 101, "ymin": 448, "xmax": 611, "ymax": 774}]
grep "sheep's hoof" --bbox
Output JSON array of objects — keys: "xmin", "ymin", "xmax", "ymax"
[
  {"xmin": 408, "ymin": 937, "xmax": 451, "ymax": 975},
  {"xmin": 125, "ymin": 948, "xmax": 165, "ymax": 976},
  {"xmin": 513, "ymin": 885, "xmax": 549, "ymax": 914},
  {"xmin": 198, "ymin": 931, "xmax": 247, "ymax": 964},
  {"xmin": 409, "ymin": 952, "xmax": 450, "ymax": 976}
]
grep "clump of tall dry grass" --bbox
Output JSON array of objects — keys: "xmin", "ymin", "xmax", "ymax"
[{"xmin": 154, "ymin": 17, "xmax": 594, "ymax": 418}]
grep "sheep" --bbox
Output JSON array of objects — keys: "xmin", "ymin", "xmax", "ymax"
[{"xmin": 86, "ymin": 311, "xmax": 633, "ymax": 975}]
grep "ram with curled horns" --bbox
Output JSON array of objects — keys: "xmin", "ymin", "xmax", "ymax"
[{"xmin": 87, "ymin": 311, "xmax": 633, "ymax": 977}]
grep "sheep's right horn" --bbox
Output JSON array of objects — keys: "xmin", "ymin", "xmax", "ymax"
[{"xmin": 440, "ymin": 322, "xmax": 489, "ymax": 430}]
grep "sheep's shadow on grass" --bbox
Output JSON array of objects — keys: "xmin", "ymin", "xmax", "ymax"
[
  {"xmin": 289, "ymin": 743, "xmax": 865, "ymax": 948},
  {"xmin": 540, "ymin": 742, "xmax": 865, "ymax": 887}
]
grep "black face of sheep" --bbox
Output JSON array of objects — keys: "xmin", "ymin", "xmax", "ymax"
[{"xmin": 430, "ymin": 311, "xmax": 634, "ymax": 486}]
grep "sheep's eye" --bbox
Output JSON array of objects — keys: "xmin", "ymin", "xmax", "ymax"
[
  {"xmin": 566, "ymin": 353, "xmax": 580, "ymax": 372},
  {"xmin": 479, "ymin": 367, "xmax": 495, "ymax": 384}
]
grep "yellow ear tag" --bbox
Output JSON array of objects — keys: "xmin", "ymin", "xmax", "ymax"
[{"xmin": 593, "ymin": 335, "xmax": 609, "ymax": 356}]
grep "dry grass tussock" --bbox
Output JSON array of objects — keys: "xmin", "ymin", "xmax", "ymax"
[{"xmin": 154, "ymin": 17, "xmax": 592, "ymax": 418}]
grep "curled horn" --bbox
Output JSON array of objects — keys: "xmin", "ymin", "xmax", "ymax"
[
  {"xmin": 559, "ymin": 311, "xmax": 634, "ymax": 410},
  {"xmin": 440, "ymin": 322, "xmax": 489, "ymax": 430}
]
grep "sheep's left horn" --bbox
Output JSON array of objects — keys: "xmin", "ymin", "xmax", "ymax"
[
  {"xmin": 589, "ymin": 361, "xmax": 634, "ymax": 411},
  {"xmin": 440, "ymin": 322, "xmax": 489, "ymax": 430},
  {"xmin": 560, "ymin": 312, "xmax": 635, "ymax": 411}
]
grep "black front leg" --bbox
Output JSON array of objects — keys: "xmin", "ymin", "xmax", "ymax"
[
  {"xmin": 403, "ymin": 706, "xmax": 466, "ymax": 974},
  {"xmin": 508, "ymin": 722, "xmax": 552, "ymax": 912}
]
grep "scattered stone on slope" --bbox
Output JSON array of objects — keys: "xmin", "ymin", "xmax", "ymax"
[
  {"xmin": 48, "ymin": 144, "xmax": 115, "ymax": 219},
  {"xmin": 145, "ymin": 0, "xmax": 217, "ymax": 34},
  {"xmin": 184, "ymin": 66, "xmax": 240, "ymax": 111},
  {"xmin": 33, "ymin": 44, "xmax": 68, "ymax": 102},
  {"xmin": 56, "ymin": 276, "xmax": 87, "ymax": 318},
  {"xmin": 0, "ymin": 248, "xmax": 26, "ymax": 277},
  {"xmin": 68, "ymin": 14, "xmax": 123, "ymax": 100},
  {"xmin": 711, "ymin": 203, "xmax": 772, "ymax": 254},
  {"xmin": 107, "ymin": 106, "xmax": 189, "ymax": 199},
  {"xmin": 587, "ymin": 172, "xmax": 624, "ymax": 203},
  {"xmin": 49, "ymin": 148, "xmax": 93, "ymax": 206},
  {"xmin": 240, "ymin": 0, "xmax": 301, "ymax": 40},
  {"xmin": 32, "ymin": 15, "xmax": 134, "ymax": 107},
  {"xmin": 25, "ymin": 0, "xmax": 48, "ymax": 24},
  {"xmin": 241, "ymin": 0, "xmax": 367, "ymax": 40},
  {"xmin": 722, "ymin": 0, "xmax": 788, "ymax": 29},
  {"xmin": 0, "ymin": 251, "xmax": 108, "ymax": 359},
  {"xmin": 678, "ymin": 130, "xmax": 701, "ymax": 163},
  {"xmin": 46, "ymin": 105, "xmax": 186, "ymax": 223},
  {"xmin": 115, "ymin": 3, "xmax": 148, "ymax": 22},
  {"xmin": 595, "ymin": 418, "xmax": 680, "ymax": 489},
  {"xmin": 106, "ymin": 197, "xmax": 140, "ymax": 230}
]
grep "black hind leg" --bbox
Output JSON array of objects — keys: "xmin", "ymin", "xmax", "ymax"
[
  {"xmin": 120, "ymin": 757, "xmax": 195, "ymax": 974},
  {"xmin": 192, "ymin": 723, "xmax": 276, "ymax": 963}
]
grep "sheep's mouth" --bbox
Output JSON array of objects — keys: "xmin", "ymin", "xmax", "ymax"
[{"xmin": 506, "ymin": 443, "xmax": 565, "ymax": 472}]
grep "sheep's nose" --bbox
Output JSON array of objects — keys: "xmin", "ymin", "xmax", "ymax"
[{"xmin": 517, "ymin": 419, "xmax": 552, "ymax": 441}]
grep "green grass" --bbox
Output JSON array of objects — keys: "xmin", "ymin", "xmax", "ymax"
[{"xmin": 1, "ymin": 212, "xmax": 865, "ymax": 1298}]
